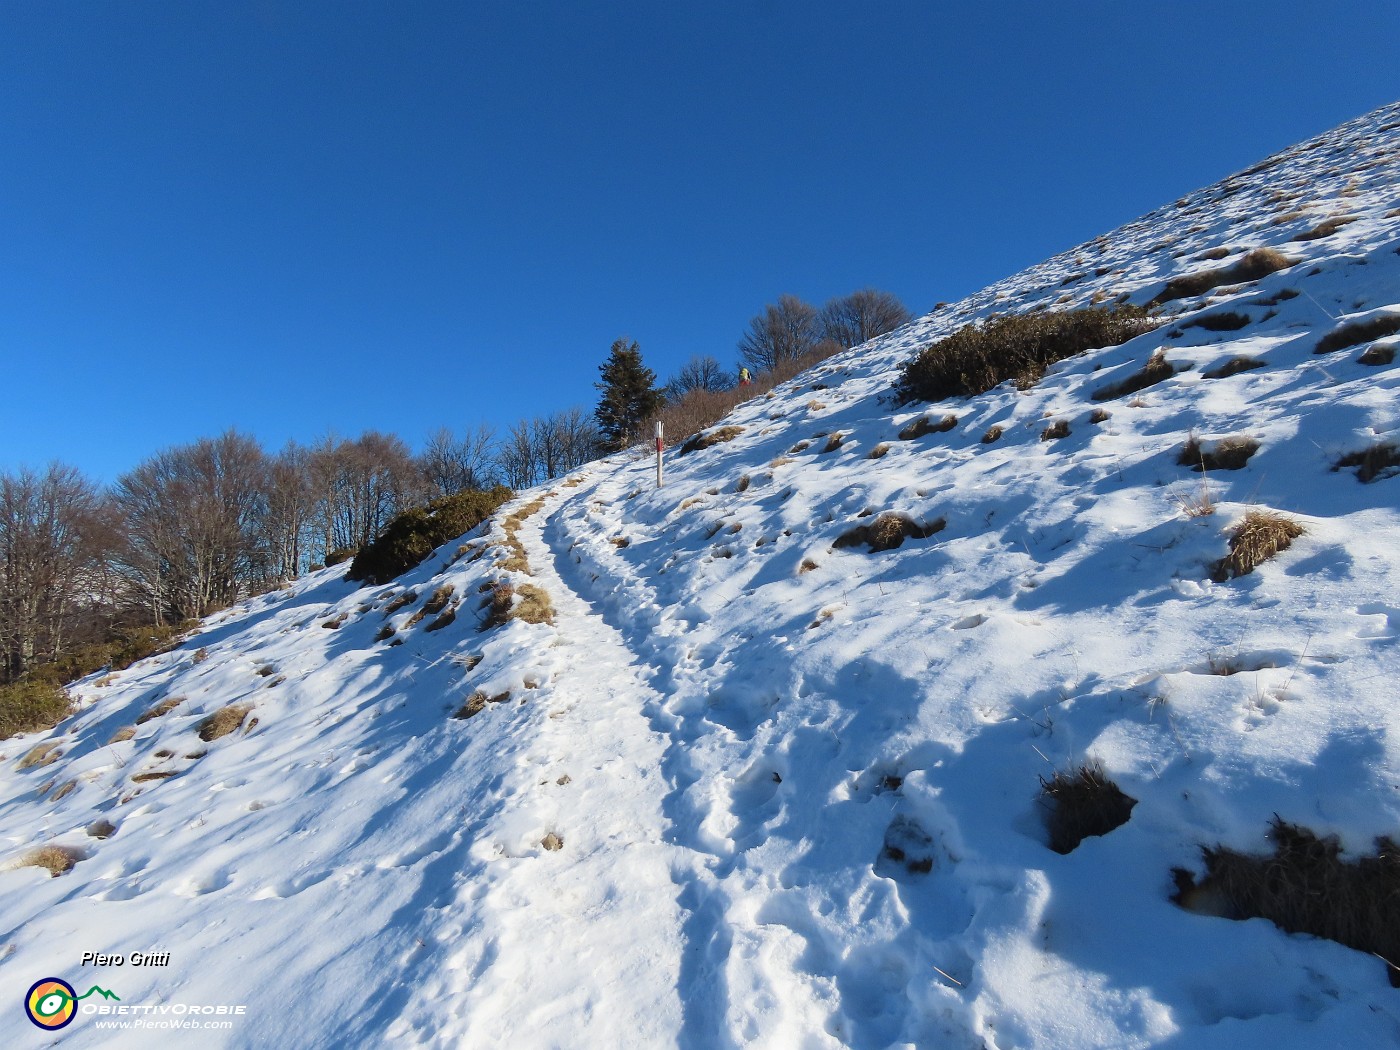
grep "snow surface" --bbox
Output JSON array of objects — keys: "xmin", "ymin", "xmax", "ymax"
[{"xmin": 5, "ymin": 102, "xmax": 1400, "ymax": 1049}]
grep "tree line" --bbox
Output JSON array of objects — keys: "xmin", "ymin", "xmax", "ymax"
[{"xmin": 1, "ymin": 286, "xmax": 911, "ymax": 693}]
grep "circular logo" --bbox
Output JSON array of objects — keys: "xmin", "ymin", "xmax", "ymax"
[{"xmin": 25, "ymin": 977, "xmax": 77, "ymax": 1030}]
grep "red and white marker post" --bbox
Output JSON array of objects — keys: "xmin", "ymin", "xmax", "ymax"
[{"xmin": 655, "ymin": 421, "xmax": 664, "ymax": 488}]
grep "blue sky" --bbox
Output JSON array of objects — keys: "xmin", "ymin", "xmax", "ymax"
[{"xmin": 3, "ymin": 1, "xmax": 1397, "ymax": 482}]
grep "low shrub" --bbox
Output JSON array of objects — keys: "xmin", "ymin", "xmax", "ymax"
[
  {"xmin": 834, "ymin": 513, "xmax": 945, "ymax": 553},
  {"xmin": 1150, "ymin": 247, "xmax": 1297, "ymax": 305},
  {"xmin": 347, "ymin": 486, "xmax": 514, "ymax": 586},
  {"xmin": 1212, "ymin": 511, "xmax": 1304, "ymax": 581},
  {"xmin": 1179, "ymin": 435, "xmax": 1260, "ymax": 471},
  {"xmin": 895, "ymin": 305, "xmax": 1161, "ymax": 403},
  {"xmin": 1040, "ymin": 765, "xmax": 1137, "ymax": 854},
  {"xmin": 1173, "ymin": 818, "xmax": 1400, "ymax": 986},
  {"xmin": 1335, "ymin": 442, "xmax": 1400, "ymax": 483},
  {"xmin": 0, "ymin": 681, "xmax": 72, "ymax": 741},
  {"xmin": 1315, "ymin": 315, "xmax": 1400, "ymax": 355}
]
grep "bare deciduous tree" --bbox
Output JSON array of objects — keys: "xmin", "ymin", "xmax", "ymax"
[
  {"xmin": 419, "ymin": 425, "xmax": 498, "ymax": 497},
  {"xmin": 664, "ymin": 355, "xmax": 731, "ymax": 400},
  {"xmin": 0, "ymin": 464, "xmax": 114, "ymax": 681},
  {"xmin": 818, "ymin": 288, "xmax": 912, "ymax": 348},
  {"xmin": 738, "ymin": 294, "xmax": 820, "ymax": 373}
]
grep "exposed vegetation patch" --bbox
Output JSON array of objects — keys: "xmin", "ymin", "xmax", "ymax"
[
  {"xmin": 1314, "ymin": 314, "xmax": 1400, "ymax": 355},
  {"xmin": 131, "ymin": 770, "xmax": 179, "ymax": 783},
  {"xmin": 17, "ymin": 740, "xmax": 63, "ymax": 770},
  {"xmin": 1204, "ymin": 356, "xmax": 1266, "ymax": 379},
  {"xmin": 1089, "ymin": 408, "xmax": 1111, "ymax": 425},
  {"xmin": 17, "ymin": 844, "xmax": 82, "ymax": 877},
  {"xmin": 109, "ymin": 725, "xmax": 137, "ymax": 744},
  {"xmin": 422, "ymin": 585, "xmax": 455, "ymax": 616},
  {"xmin": 898, "ymin": 414, "xmax": 957, "ymax": 441},
  {"xmin": 424, "ymin": 607, "xmax": 457, "ymax": 632},
  {"xmin": 347, "ymin": 487, "xmax": 513, "ymax": 586},
  {"xmin": 896, "ymin": 306, "xmax": 1160, "ymax": 403},
  {"xmin": 87, "ymin": 819, "xmax": 116, "ymax": 839},
  {"xmin": 1185, "ymin": 311, "xmax": 1252, "ymax": 332},
  {"xmin": 1179, "ymin": 435, "xmax": 1260, "ymax": 471},
  {"xmin": 1173, "ymin": 819, "xmax": 1400, "ymax": 986},
  {"xmin": 1040, "ymin": 765, "xmax": 1137, "ymax": 854},
  {"xmin": 1359, "ymin": 344, "xmax": 1395, "ymax": 365},
  {"xmin": 375, "ymin": 625, "xmax": 396, "ymax": 642},
  {"xmin": 822, "ymin": 433, "xmax": 845, "ymax": 453},
  {"xmin": 1040, "ymin": 420, "xmax": 1071, "ymax": 442},
  {"xmin": 1, "ymin": 681, "xmax": 72, "ymax": 741},
  {"xmin": 1254, "ymin": 287, "xmax": 1299, "ymax": 306},
  {"xmin": 1292, "ymin": 214, "xmax": 1359, "ymax": 241},
  {"xmin": 1335, "ymin": 442, "xmax": 1400, "ymax": 483},
  {"xmin": 867, "ymin": 443, "xmax": 890, "ymax": 460},
  {"xmin": 1150, "ymin": 247, "xmax": 1297, "ymax": 305},
  {"xmin": 514, "ymin": 585, "xmax": 554, "ymax": 625},
  {"xmin": 834, "ymin": 513, "xmax": 945, "ymax": 553},
  {"xmin": 1091, "ymin": 350, "xmax": 1176, "ymax": 401},
  {"xmin": 135, "ymin": 696, "xmax": 185, "ymax": 725},
  {"xmin": 197, "ymin": 703, "xmax": 254, "ymax": 742},
  {"xmin": 679, "ymin": 426, "xmax": 745, "ymax": 455},
  {"xmin": 1212, "ymin": 512, "xmax": 1304, "ymax": 581},
  {"xmin": 981, "ymin": 425, "xmax": 1004, "ymax": 444},
  {"xmin": 500, "ymin": 496, "xmax": 548, "ymax": 574},
  {"xmin": 453, "ymin": 690, "xmax": 510, "ymax": 719},
  {"xmin": 383, "ymin": 590, "xmax": 417, "ymax": 616}
]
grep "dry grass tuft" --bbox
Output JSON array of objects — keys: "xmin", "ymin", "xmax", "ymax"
[
  {"xmin": 610, "ymin": 535, "xmax": 631, "ymax": 548},
  {"xmin": 109, "ymin": 725, "xmax": 137, "ymax": 744},
  {"xmin": 1089, "ymin": 408, "xmax": 1111, "ymax": 425},
  {"xmin": 867, "ymin": 443, "xmax": 891, "ymax": 460},
  {"xmin": 980, "ymin": 425, "xmax": 1004, "ymax": 444},
  {"xmin": 1204, "ymin": 356, "xmax": 1265, "ymax": 379},
  {"xmin": 375, "ymin": 624, "xmax": 396, "ymax": 642},
  {"xmin": 789, "ymin": 440, "xmax": 811, "ymax": 454},
  {"xmin": 1292, "ymin": 214, "xmax": 1359, "ymax": 241},
  {"xmin": 834, "ymin": 513, "xmax": 945, "ymax": 553},
  {"xmin": 1335, "ymin": 442, "xmax": 1400, "ymax": 483},
  {"xmin": 798, "ymin": 558, "xmax": 818, "ymax": 574},
  {"xmin": 131, "ymin": 770, "xmax": 179, "ymax": 783},
  {"xmin": 1212, "ymin": 511, "xmax": 1304, "ymax": 581},
  {"xmin": 424, "ymin": 606, "xmax": 457, "ymax": 632},
  {"xmin": 423, "ymin": 584, "xmax": 455, "ymax": 615},
  {"xmin": 822, "ymin": 433, "xmax": 845, "ymax": 453},
  {"xmin": 679, "ymin": 426, "xmax": 745, "ymax": 455},
  {"xmin": 197, "ymin": 703, "xmax": 254, "ymax": 742},
  {"xmin": 1173, "ymin": 818, "xmax": 1400, "ymax": 987},
  {"xmin": 1092, "ymin": 349, "xmax": 1176, "ymax": 401},
  {"xmin": 1040, "ymin": 764, "xmax": 1137, "ymax": 854},
  {"xmin": 18, "ymin": 844, "xmax": 82, "ymax": 877},
  {"xmin": 383, "ymin": 590, "xmax": 417, "ymax": 616},
  {"xmin": 17, "ymin": 741, "xmax": 63, "ymax": 770},
  {"xmin": 514, "ymin": 585, "xmax": 554, "ymax": 625},
  {"xmin": 135, "ymin": 696, "xmax": 185, "ymax": 725},
  {"xmin": 481, "ymin": 581, "xmax": 516, "ymax": 630},
  {"xmin": 1040, "ymin": 420, "xmax": 1071, "ymax": 442},
  {"xmin": 1179, "ymin": 434, "xmax": 1260, "ymax": 472},
  {"xmin": 1150, "ymin": 247, "xmax": 1297, "ymax": 305},
  {"xmin": 1359, "ymin": 344, "xmax": 1396, "ymax": 366},
  {"xmin": 453, "ymin": 690, "xmax": 510, "ymax": 719},
  {"xmin": 898, "ymin": 414, "xmax": 957, "ymax": 441},
  {"xmin": 1315, "ymin": 315, "xmax": 1400, "ymax": 355},
  {"xmin": 735, "ymin": 474, "xmax": 751, "ymax": 492}
]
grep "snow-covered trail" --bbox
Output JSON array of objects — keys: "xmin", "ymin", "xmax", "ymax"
[{"xmin": 420, "ymin": 483, "xmax": 689, "ymax": 1048}]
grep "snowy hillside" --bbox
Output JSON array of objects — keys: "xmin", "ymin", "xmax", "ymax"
[{"xmin": 5, "ymin": 102, "xmax": 1400, "ymax": 1049}]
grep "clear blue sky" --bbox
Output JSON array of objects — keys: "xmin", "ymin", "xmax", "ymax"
[{"xmin": 3, "ymin": 1, "xmax": 1397, "ymax": 482}]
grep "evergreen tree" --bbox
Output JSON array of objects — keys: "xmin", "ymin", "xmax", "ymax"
[{"xmin": 594, "ymin": 339, "xmax": 664, "ymax": 452}]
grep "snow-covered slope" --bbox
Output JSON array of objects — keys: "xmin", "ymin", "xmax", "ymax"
[{"xmin": 5, "ymin": 102, "xmax": 1400, "ymax": 1049}]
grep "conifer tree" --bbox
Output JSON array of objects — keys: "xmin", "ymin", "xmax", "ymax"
[{"xmin": 594, "ymin": 339, "xmax": 664, "ymax": 452}]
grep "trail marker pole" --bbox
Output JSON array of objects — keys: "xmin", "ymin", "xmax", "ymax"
[{"xmin": 655, "ymin": 421, "xmax": 664, "ymax": 488}]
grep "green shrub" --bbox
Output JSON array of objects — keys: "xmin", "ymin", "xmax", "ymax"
[
  {"xmin": 0, "ymin": 680, "xmax": 72, "ymax": 740},
  {"xmin": 895, "ymin": 305, "xmax": 1160, "ymax": 403},
  {"xmin": 347, "ymin": 486, "xmax": 513, "ymax": 586}
]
